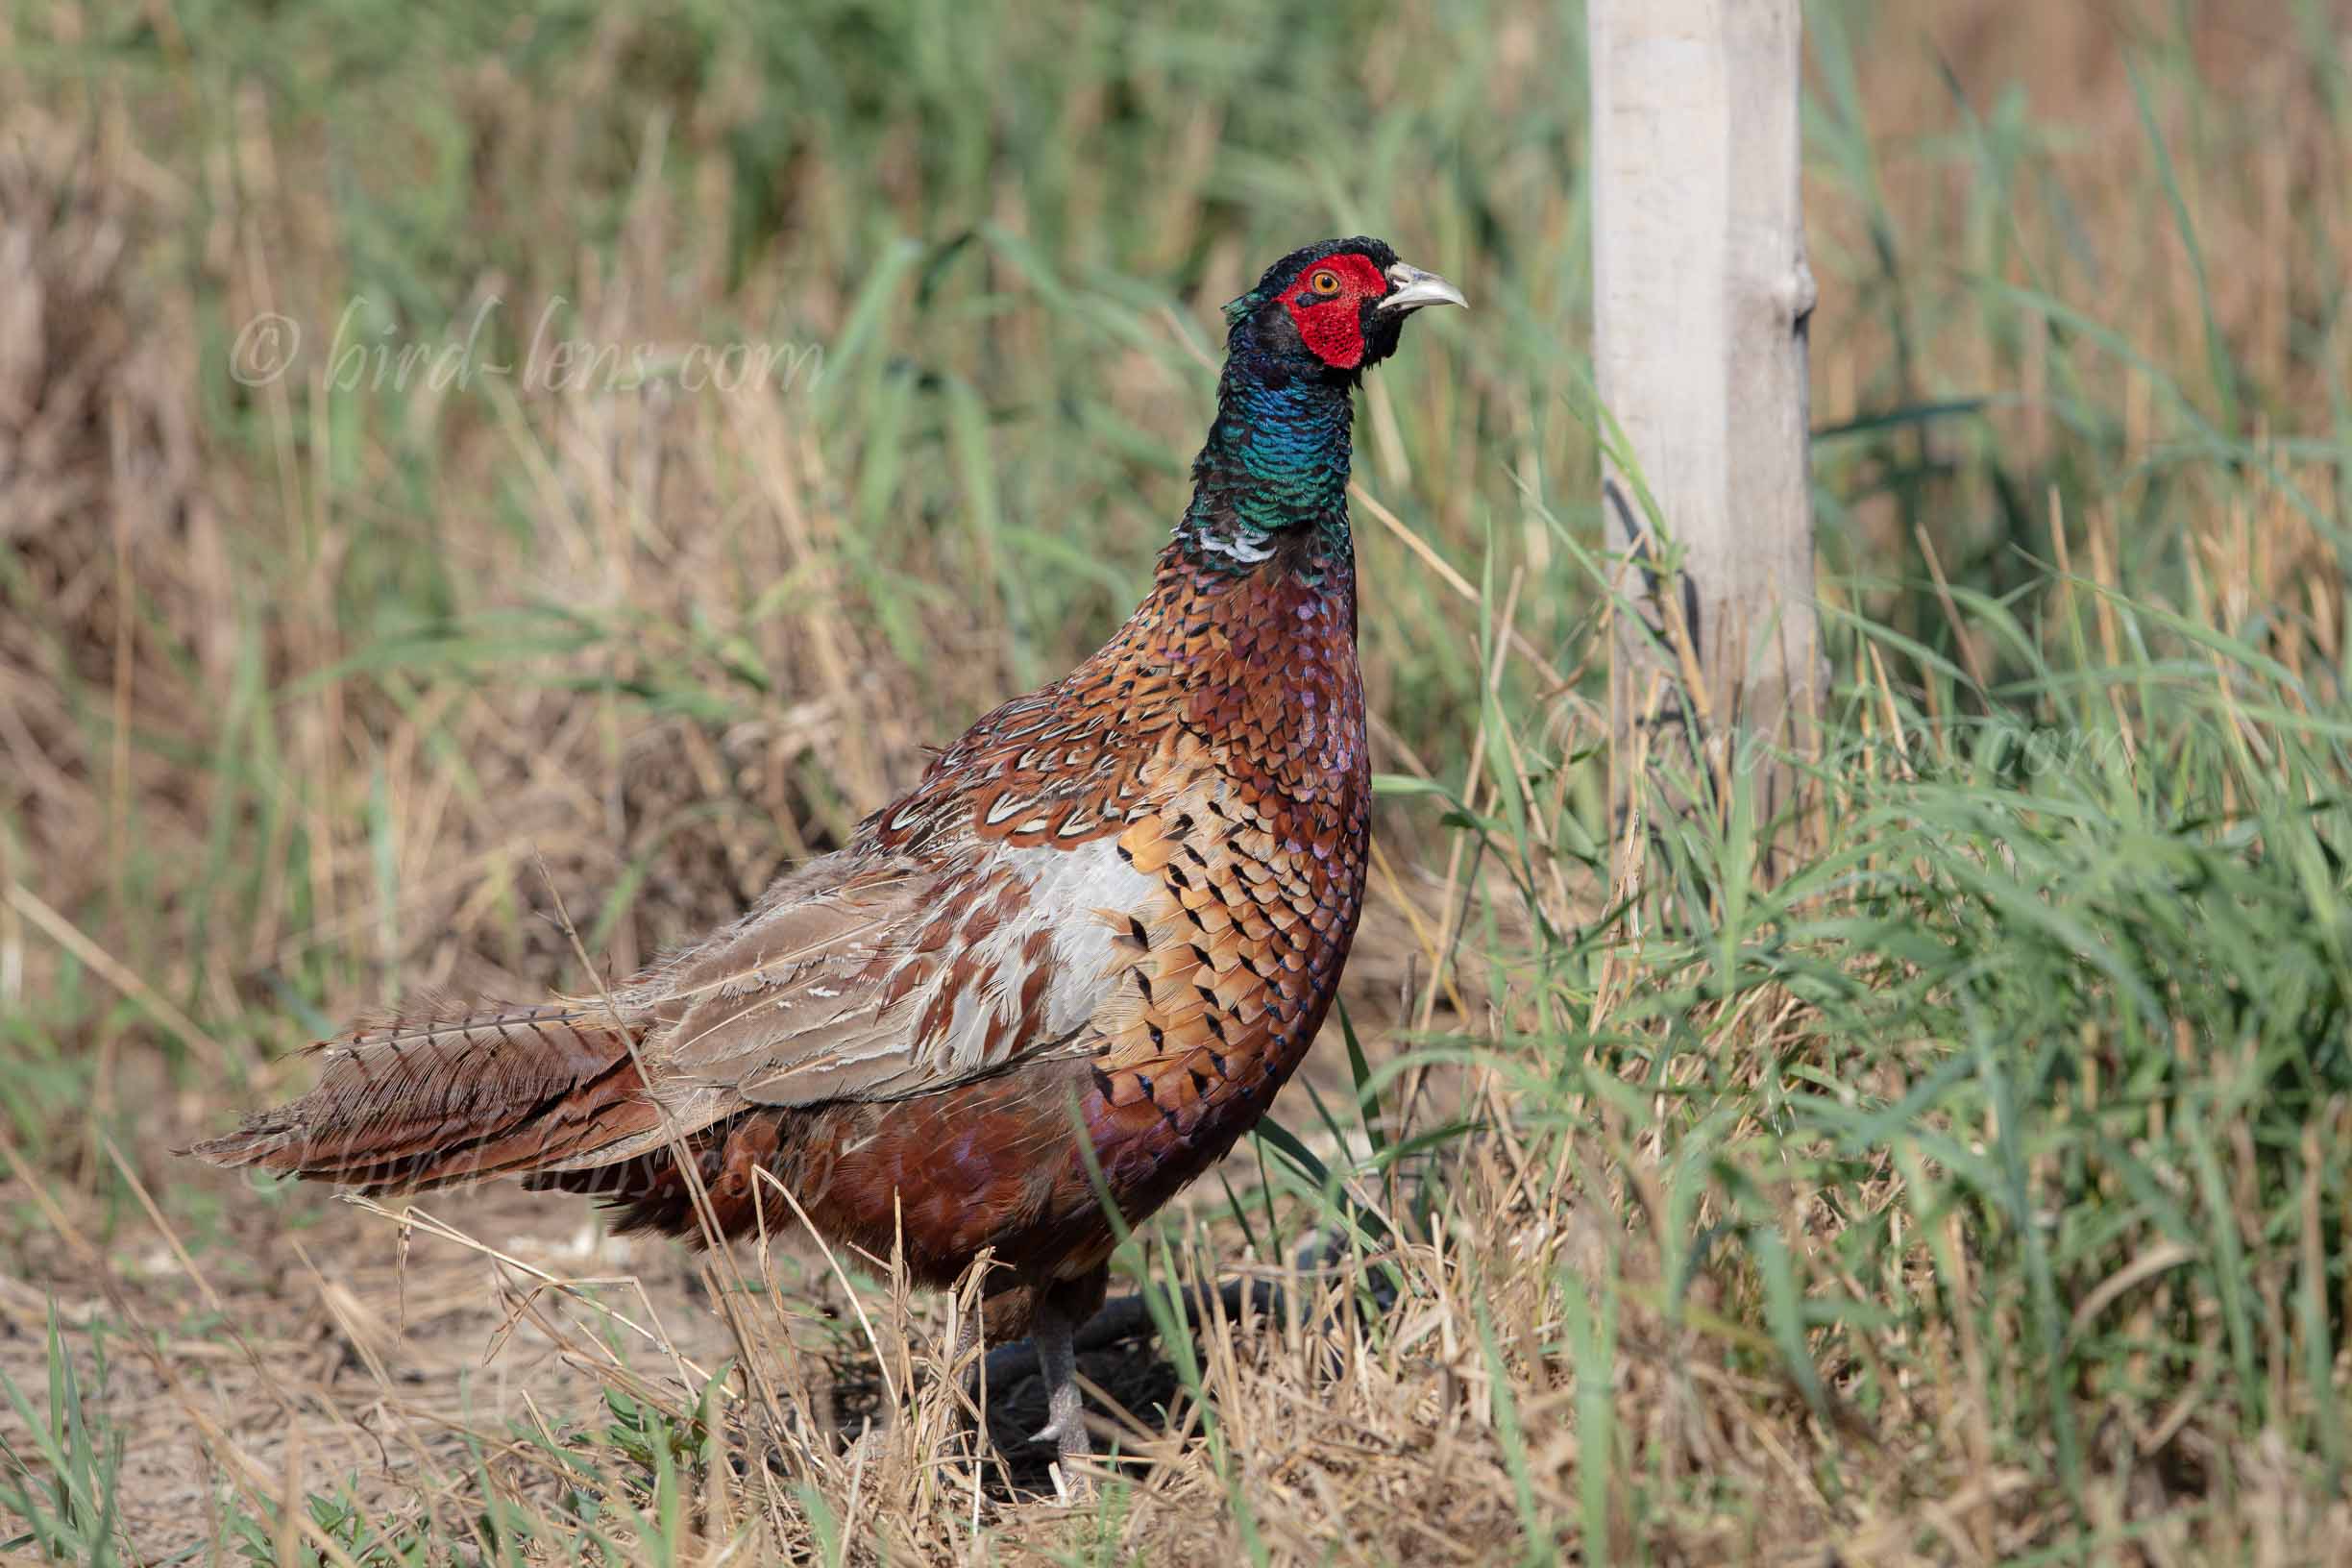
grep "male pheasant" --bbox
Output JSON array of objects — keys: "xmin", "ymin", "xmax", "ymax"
[{"xmin": 195, "ymin": 237, "xmax": 1464, "ymax": 1475}]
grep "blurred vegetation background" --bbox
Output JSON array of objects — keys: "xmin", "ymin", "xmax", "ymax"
[{"xmin": 3, "ymin": 0, "xmax": 2351, "ymax": 1561}]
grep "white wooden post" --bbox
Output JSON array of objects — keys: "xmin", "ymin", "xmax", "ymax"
[{"xmin": 1589, "ymin": 0, "xmax": 1821, "ymax": 861}]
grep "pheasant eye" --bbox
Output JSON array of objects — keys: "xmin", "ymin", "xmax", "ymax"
[{"xmin": 1310, "ymin": 269, "xmax": 1340, "ymax": 295}]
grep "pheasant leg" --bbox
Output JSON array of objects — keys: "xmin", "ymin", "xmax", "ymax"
[
  {"xmin": 1021, "ymin": 1267, "xmax": 1109, "ymax": 1491},
  {"xmin": 949, "ymin": 1303, "xmax": 983, "ymax": 1408},
  {"xmin": 1029, "ymin": 1301, "xmax": 1090, "ymax": 1470}
]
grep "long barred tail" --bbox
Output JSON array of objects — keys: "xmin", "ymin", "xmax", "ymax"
[{"xmin": 192, "ymin": 1000, "xmax": 659, "ymax": 1193}]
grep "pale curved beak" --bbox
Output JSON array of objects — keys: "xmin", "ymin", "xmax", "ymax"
[{"xmin": 1377, "ymin": 261, "xmax": 1468, "ymax": 313}]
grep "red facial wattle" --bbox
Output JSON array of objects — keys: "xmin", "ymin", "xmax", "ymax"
[{"xmin": 1281, "ymin": 252, "xmax": 1389, "ymax": 370}]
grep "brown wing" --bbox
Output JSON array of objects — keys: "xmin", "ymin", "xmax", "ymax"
[{"xmin": 555, "ymin": 827, "xmax": 1163, "ymax": 1170}]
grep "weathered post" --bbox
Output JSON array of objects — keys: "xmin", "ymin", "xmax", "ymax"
[{"xmin": 1588, "ymin": 0, "xmax": 1821, "ymax": 870}]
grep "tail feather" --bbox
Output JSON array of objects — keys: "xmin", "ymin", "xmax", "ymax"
[
  {"xmin": 193, "ymin": 1000, "xmax": 659, "ymax": 1192},
  {"xmin": 524, "ymin": 1109, "xmax": 785, "ymax": 1243}
]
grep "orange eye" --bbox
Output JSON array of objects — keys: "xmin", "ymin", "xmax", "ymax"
[{"xmin": 1311, "ymin": 268, "xmax": 1341, "ymax": 295}]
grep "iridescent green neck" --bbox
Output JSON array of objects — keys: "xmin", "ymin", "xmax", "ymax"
[{"xmin": 1174, "ymin": 345, "xmax": 1355, "ymax": 579}]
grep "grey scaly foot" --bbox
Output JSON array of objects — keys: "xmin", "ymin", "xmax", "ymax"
[
  {"xmin": 949, "ymin": 1300, "xmax": 984, "ymax": 1412},
  {"xmin": 1027, "ymin": 1296, "xmax": 1093, "ymax": 1497}
]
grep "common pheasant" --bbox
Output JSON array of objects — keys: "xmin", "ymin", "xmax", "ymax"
[{"xmin": 194, "ymin": 237, "xmax": 1464, "ymax": 1478}]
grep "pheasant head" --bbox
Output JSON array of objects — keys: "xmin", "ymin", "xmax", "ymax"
[
  {"xmin": 1183, "ymin": 237, "xmax": 1464, "ymax": 575},
  {"xmin": 1222, "ymin": 236, "xmax": 1467, "ymax": 380}
]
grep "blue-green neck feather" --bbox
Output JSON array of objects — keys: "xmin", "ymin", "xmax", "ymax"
[{"xmin": 1174, "ymin": 319, "xmax": 1355, "ymax": 580}]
